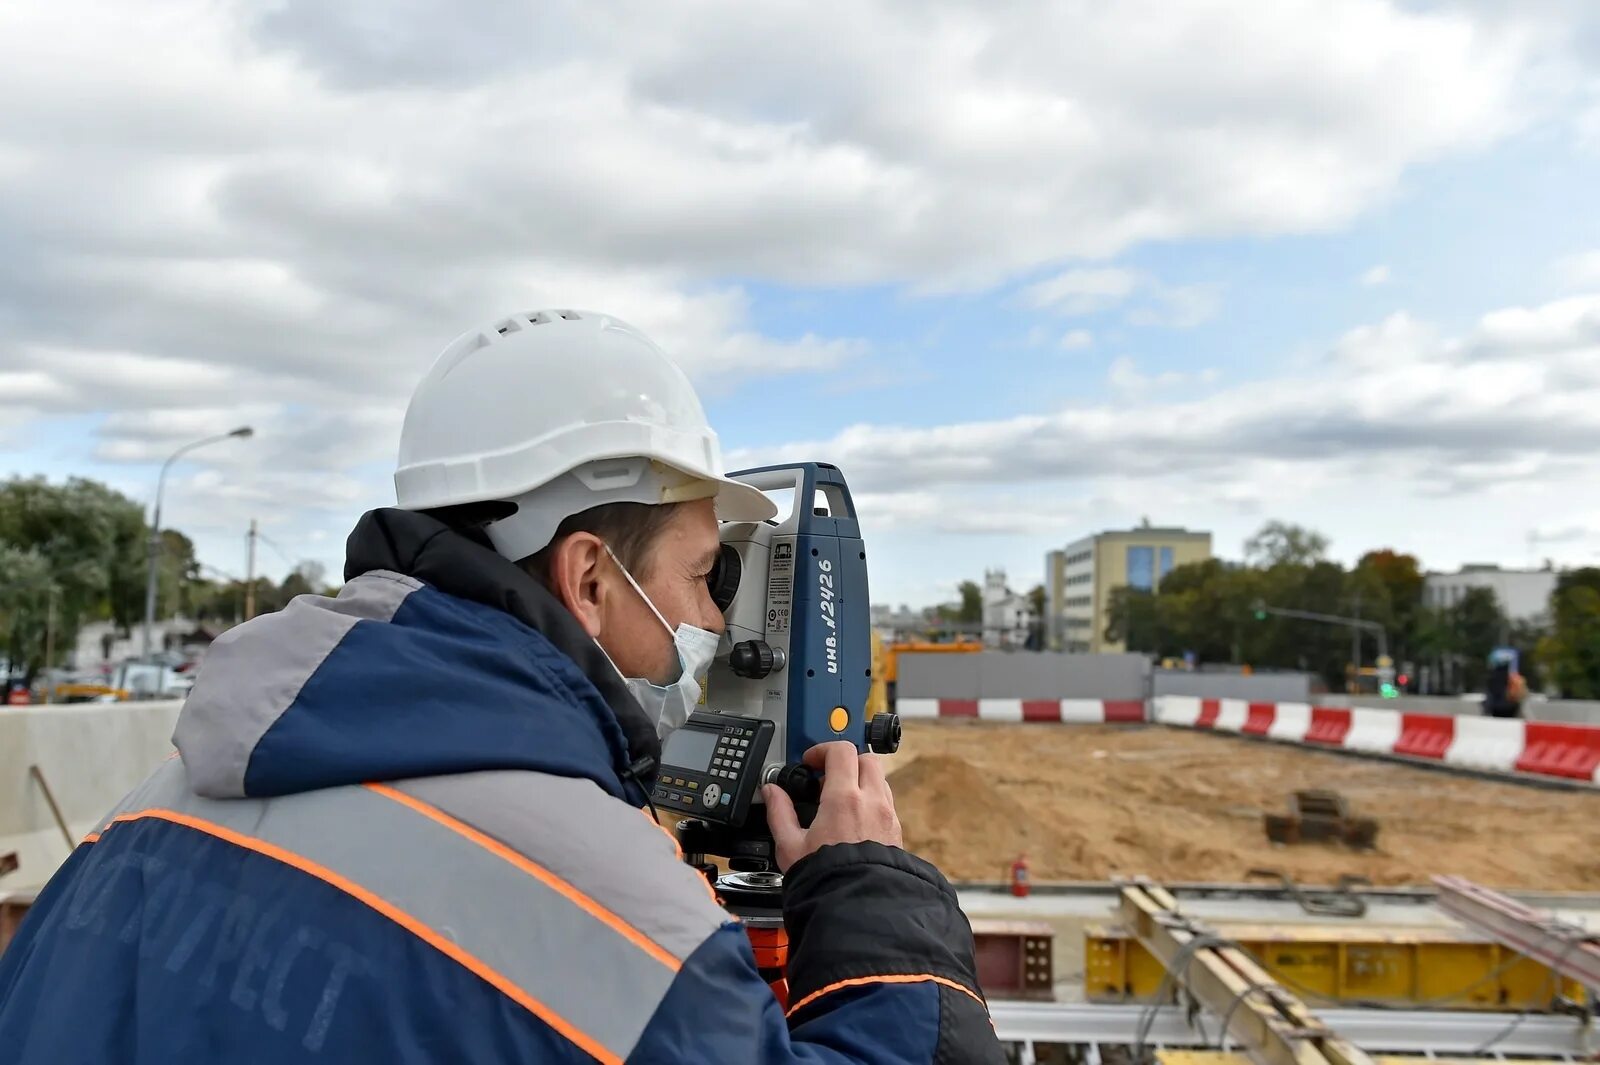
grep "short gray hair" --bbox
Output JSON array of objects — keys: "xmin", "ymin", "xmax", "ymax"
[{"xmin": 518, "ymin": 501, "xmax": 684, "ymax": 587}]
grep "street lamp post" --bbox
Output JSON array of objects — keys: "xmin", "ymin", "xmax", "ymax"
[{"xmin": 141, "ymin": 427, "xmax": 254, "ymax": 661}]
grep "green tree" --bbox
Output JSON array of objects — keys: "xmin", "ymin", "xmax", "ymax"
[
  {"xmin": 1509, "ymin": 617, "xmax": 1550, "ymax": 692},
  {"xmin": 1025, "ymin": 584, "xmax": 1047, "ymax": 650},
  {"xmin": 1244, "ymin": 521, "xmax": 1329, "ymax": 568},
  {"xmin": 956, "ymin": 580, "xmax": 983, "ymax": 624},
  {"xmin": 1449, "ymin": 587, "xmax": 1509, "ymax": 692},
  {"xmin": 155, "ymin": 529, "xmax": 204, "ymax": 618},
  {"xmin": 191, "ymin": 580, "xmax": 248, "ymax": 626},
  {"xmin": 0, "ymin": 544, "xmax": 56, "ymax": 683},
  {"xmin": 278, "ymin": 561, "xmax": 330, "ymax": 603},
  {"xmin": 0, "ymin": 477, "xmax": 148, "ymax": 683},
  {"xmin": 1541, "ymin": 568, "xmax": 1600, "ymax": 698},
  {"xmin": 1349, "ymin": 550, "xmax": 1424, "ymax": 660},
  {"xmin": 1154, "ymin": 558, "xmax": 1252, "ymax": 664},
  {"xmin": 1104, "ymin": 586, "xmax": 1163, "ymax": 653}
]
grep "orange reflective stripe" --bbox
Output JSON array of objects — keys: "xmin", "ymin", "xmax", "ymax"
[
  {"xmin": 102, "ymin": 809, "xmax": 621, "ymax": 1065},
  {"xmin": 81, "ymin": 831, "xmax": 101, "ymax": 845},
  {"xmin": 365, "ymin": 783, "xmax": 681, "ymax": 971},
  {"xmin": 786, "ymin": 973, "xmax": 988, "ymax": 1018}
]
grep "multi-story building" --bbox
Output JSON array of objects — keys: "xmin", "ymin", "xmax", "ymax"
[
  {"xmin": 1423, "ymin": 564, "xmax": 1558, "ymax": 624},
  {"xmin": 981, "ymin": 568, "xmax": 1036, "ymax": 650},
  {"xmin": 1046, "ymin": 526, "xmax": 1212, "ymax": 652}
]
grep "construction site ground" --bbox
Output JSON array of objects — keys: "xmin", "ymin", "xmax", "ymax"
[
  {"xmin": 889, "ymin": 720, "xmax": 1600, "ymax": 890},
  {"xmin": 893, "ymin": 720, "xmax": 1600, "ymax": 1004}
]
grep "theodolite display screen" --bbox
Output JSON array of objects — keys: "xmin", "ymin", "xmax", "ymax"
[
  {"xmin": 654, "ymin": 711, "xmax": 776, "ymax": 824},
  {"xmin": 661, "ymin": 727, "xmax": 717, "ymax": 773}
]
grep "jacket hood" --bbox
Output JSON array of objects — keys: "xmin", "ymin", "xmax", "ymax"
[{"xmin": 174, "ymin": 509, "xmax": 660, "ymax": 803}]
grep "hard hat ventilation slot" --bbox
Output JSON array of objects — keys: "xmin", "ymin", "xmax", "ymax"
[{"xmin": 558, "ymin": 310, "xmax": 581, "ymax": 320}]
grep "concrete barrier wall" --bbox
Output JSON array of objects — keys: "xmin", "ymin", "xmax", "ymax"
[
  {"xmin": 1152, "ymin": 671, "xmax": 1312, "ymax": 704},
  {"xmin": 898, "ymin": 654, "xmax": 982, "ymax": 700},
  {"xmin": 1152, "ymin": 695, "xmax": 1600, "ymax": 787},
  {"xmin": 1528, "ymin": 701, "xmax": 1600, "ymax": 725},
  {"xmin": 898, "ymin": 652, "xmax": 1150, "ymax": 701},
  {"xmin": 0, "ymin": 700, "xmax": 183, "ymax": 891}
]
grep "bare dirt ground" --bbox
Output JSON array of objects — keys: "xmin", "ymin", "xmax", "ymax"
[{"xmin": 889, "ymin": 721, "xmax": 1600, "ymax": 889}]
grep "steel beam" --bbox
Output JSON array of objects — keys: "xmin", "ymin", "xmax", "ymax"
[
  {"xmin": 1118, "ymin": 879, "xmax": 1375, "ymax": 1065},
  {"xmin": 1436, "ymin": 875, "xmax": 1600, "ymax": 991},
  {"xmin": 989, "ymin": 1003, "xmax": 1593, "ymax": 1059}
]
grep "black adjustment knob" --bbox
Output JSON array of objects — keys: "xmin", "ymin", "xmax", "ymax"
[
  {"xmin": 866, "ymin": 713, "xmax": 902, "ymax": 755},
  {"xmin": 730, "ymin": 640, "xmax": 783, "ymax": 679},
  {"xmin": 675, "ymin": 817, "xmax": 715, "ymax": 858},
  {"xmin": 770, "ymin": 762, "xmax": 821, "ymax": 805}
]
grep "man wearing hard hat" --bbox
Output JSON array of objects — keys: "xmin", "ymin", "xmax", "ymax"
[{"xmin": 0, "ymin": 311, "xmax": 1003, "ymax": 1064}]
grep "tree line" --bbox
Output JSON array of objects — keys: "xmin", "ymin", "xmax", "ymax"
[
  {"xmin": 1, "ymin": 476, "xmax": 336, "ymax": 685},
  {"xmin": 1104, "ymin": 521, "xmax": 1600, "ymax": 698}
]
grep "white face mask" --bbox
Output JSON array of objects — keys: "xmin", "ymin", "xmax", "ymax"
[{"xmin": 601, "ymin": 544, "xmax": 721, "ymax": 741}]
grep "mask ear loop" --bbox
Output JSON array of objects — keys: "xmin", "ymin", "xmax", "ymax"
[
  {"xmin": 603, "ymin": 542, "xmax": 679, "ymax": 637},
  {"xmin": 597, "ymin": 543, "xmax": 673, "ymax": 820}
]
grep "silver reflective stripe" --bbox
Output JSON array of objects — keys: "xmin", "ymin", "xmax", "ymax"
[
  {"xmin": 396, "ymin": 772, "xmax": 728, "ymax": 961},
  {"xmin": 93, "ymin": 755, "xmax": 193, "ymax": 833},
  {"xmin": 173, "ymin": 572, "xmax": 421, "ymax": 798},
  {"xmin": 97, "ymin": 759, "xmax": 682, "ymax": 1062}
]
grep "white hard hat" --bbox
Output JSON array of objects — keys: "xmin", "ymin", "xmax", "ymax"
[{"xmin": 395, "ymin": 309, "xmax": 777, "ymax": 560}]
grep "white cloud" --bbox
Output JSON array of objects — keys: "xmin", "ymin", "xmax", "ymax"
[
  {"xmin": 1361, "ymin": 264, "xmax": 1393, "ymax": 285},
  {"xmin": 1106, "ymin": 357, "xmax": 1220, "ymax": 394},
  {"xmin": 736, "ymin": 292, "xmax": 1600, "ymax": 511},
  {"xmin": 1557, "ymin": 249, "xmax": 1600, "ymax": 288},
  {"xmin": 855, "ymin": 490, "xmax": 1097, "ymax": 535},
  {"xmin": 1022, "ymin": 269, "xmax": 1141, "ymax": 315},
  {"xmin": 1024, "ymin": 270, "xmax": 1224, "ymax": 328},
  {"xmin": 1060, "ymin": 330, "xmax": 1095, "ymax": 350},
  {"xmin": 0, "ymin": 0, "xmax": 1593, "ymax": 594},
  {"xmin": 0, "ymin": 0, "xmax": 1545, "ymax": 320},
  {"xmin": 0, "ymin": 0, "xmax": 1554, "ymax": 428},
  {"xmin": 1126, "ymin": 283, "xmax": 1225, "ymax": 328},
  {"xmin": 1527, "ymin": 523, "xmax": 1593, "ymax": 545}
]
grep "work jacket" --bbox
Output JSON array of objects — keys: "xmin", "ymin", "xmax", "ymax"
[{"xmin": 0, "ymin": 508, "xmax": 1004, "ymax": 1063}]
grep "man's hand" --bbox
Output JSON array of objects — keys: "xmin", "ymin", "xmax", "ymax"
[{"xmin": 764, "ymin": 742, "xmax": 903, "ymax": 873}]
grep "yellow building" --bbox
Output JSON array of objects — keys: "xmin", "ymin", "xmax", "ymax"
[{"xmin": 1046, "ymin": 526, "xmax": 1212, "ymax": 653}]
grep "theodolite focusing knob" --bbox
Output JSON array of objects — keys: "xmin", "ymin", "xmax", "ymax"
[
  {"xmin": 866, "ymin": 712, "xmax": 902, "ymax": 755},
  {"xmin": 729, "ymin": 640, "xmax": 786, "ymax": 679},
  {"xmin": 768, "ymin": 763, "xmax": 822, "ymax": 806}
]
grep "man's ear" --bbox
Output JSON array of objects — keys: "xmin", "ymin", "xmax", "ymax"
[{"xmin": 547, "ymin": 532, "xmax": 608, "ymax": 639}]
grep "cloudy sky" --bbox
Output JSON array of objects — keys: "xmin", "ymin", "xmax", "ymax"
[{"xmin": 3, "ymin": 0, "xmax": 1600, "ymax": 608}]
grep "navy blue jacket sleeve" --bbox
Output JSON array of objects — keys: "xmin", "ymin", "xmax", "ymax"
[{"xmin": 627, "ymin": 843, "xmax": 1005, "ymax": 1064}]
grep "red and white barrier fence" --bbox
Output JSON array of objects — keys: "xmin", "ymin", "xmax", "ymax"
[
  {"xmin": 890, "ymin": 693, "xmax": 1600, "ymax": 786},
  {"xmin": 1153, "ymin": 695, "xmax": 1600, "ymax": 785},
  {"xmin": 895, "ymin": 698, "xmax": 1145, "ymax": 724}
]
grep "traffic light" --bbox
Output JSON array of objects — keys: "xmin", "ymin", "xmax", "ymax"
[
  {"xmin": 1380, "ymin": 683, "xmax": 1399, "ymax": 699},
  {"xmin": 1252, "ymin": 600, "xmax": 1268, "ymax": 621}
]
